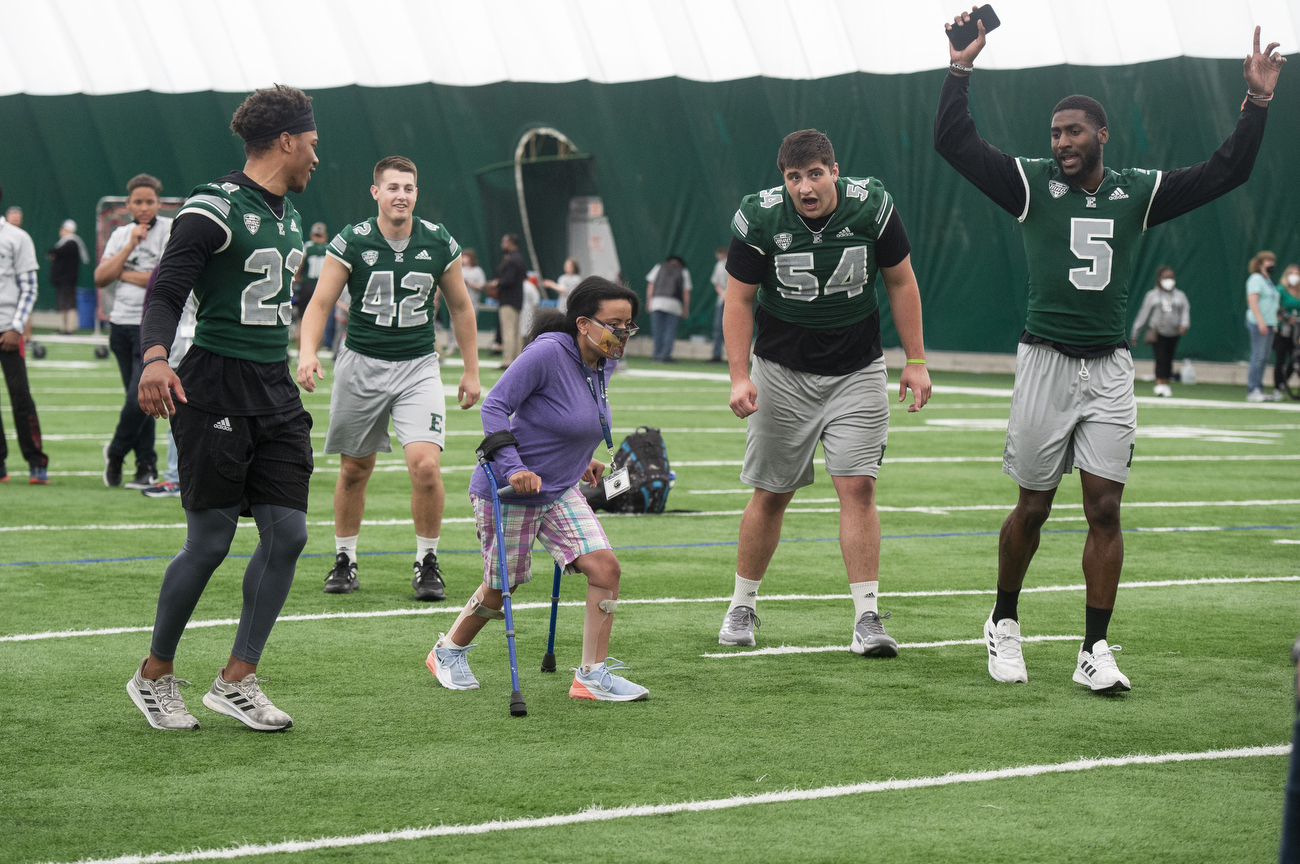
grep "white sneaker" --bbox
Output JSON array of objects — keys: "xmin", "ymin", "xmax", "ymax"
[
  {"xmin": 1247, "ymin": 389, "xmax": 1267, "ymax": 403},
  {"xmin": 718, "ymin": 605, "xmax": 759, "ymax": 646},
  {"xmin": 427, "ymin": 634, "xmax": 480, "ymax": 690},
  {"xmin": 1274, "ymin": 388, "xmax": 1287, "ymax": 402},
  {"xmin": 850, "ymin": 610, "xmax": 898, "ymax": 657},
  {"xmin": 569, "ymin": 659, "xmax": 648, "ymax": 701},
  {"xmin": 127, "ymin": 658, "xmax": 200, "ymax": 730},
  {"xmin": 984, "ymin": 611, "xmax": 1027, "ymax": 683},
  {"xmin": 1153, "ymin": 383, "xmax": 1172, "ymax": 398},
  {"xmin": 202, "ymin": 669, "xmax": 293, "ymax": 730},
  {"xmin": 1073, "ymin": 640, "xmax": 1131, "ymax": 692}
]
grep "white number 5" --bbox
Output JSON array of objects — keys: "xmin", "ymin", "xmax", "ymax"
[{"xmin": 1068, "ymin": 218, "xmax": 1114, "ymax": 291}]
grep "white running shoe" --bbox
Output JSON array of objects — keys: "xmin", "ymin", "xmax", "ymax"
[
  {"xmin": 202, "ymin": 670, "xmax": 293, "ymax": 730},
  {"xmin": 427, "ymin": 634, "xmax": 480, "ymax": 690},
  {"xmin": 569, "ymin": 659, "xmax": 648, "ymax": 701},
  {"xmin": 1073, "ymin": 640, "xmax": 1131, "ymax": 692},
  {"xmin": 718, "ymin": 605, "xmax": 760, "ymax": 646},
  {"xmin": 127, "ymin": 658, "xmax": 200, "ymax": 730},
  {"xmin": 1247, "ymin": 389, "xmax": 1268, "ymax": 403},
  {"xmin": 850, "ymin": 610, "xmax": 898, "ymax": 657},
  {"xmin": 984, "ymin": 611, "xmax": 1027, "ymax": 683},
  {"xmin": 1153, "ymin": 383, "xmax": 1172, "ymax": 398}
]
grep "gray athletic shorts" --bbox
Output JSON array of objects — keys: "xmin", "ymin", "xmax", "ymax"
[
  {"xmin": 324, "ymin": 349, "xmax": 446, "ymax": 457},
  {"xmin": 1003, "ymin": 342, "xmax": 1136, "ymax": 490},
  {"xmin": 741, "ymin": 355, "xmax": 888, "ymax": 493}
]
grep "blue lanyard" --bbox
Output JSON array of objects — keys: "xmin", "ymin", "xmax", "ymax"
[{"xmin": 582, "ymin": 359, "xmax": 615, "ymax": 456}]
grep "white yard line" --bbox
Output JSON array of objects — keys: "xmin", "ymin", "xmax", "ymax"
[
  {"xmin": 4, "ymin": 577, "xmax": 1294, "ymax": 644},
  {"xmin": 48, "ymin": 745, "xmax": 1290, "ymax": 864},
  {"xmin": 700, "ymin": 634, "xmax": 1083, "ymax": 658}
]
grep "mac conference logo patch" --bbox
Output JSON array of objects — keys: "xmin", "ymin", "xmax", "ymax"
[
  {"xmin": 362, "ymin": 250, "xmax": 379, "ymax": 266},
  {"xmin": 243, "ymin": 214, "xmax": 260, "ymax": 234},
  {"xmin": 1049, "ymin": 180, "xmax": 1069, "ymax": 199},
  {"xmin": 774, "ymin": 232, "xmax": 793, "ymax": 251}
]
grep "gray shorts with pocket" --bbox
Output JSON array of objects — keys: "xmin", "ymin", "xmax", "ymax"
[
  {"xmin": 741, "ymin": 355, "xmax": 889, "ymax": 493},
  {"xmin": 1003, "ymin": 342, "xmax": 1137, "ymax": 490},
  {"xmin": 324, "ymin": 349, "xmax": 447, "ymax": 456}
]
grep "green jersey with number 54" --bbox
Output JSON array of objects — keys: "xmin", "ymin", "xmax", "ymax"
[
  {"xmin": 327, "ymin": 216, "xmax": 459, "ymax": 361},
  {"xmin": 176, "ymin": 180, "xmax": 305, "ymax": 363},
  {"xmin": 1016, "ymin": 158, "xmax": 1161, "ymax": 346},
  {"xmin": 731, "ymin": 176, "xmax": 895, "ymax": 329}
]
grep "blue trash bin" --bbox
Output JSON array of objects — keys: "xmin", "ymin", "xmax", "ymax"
[{"xmin": 76, "ymin": 287, "xmax": 96, "ymax": 330}]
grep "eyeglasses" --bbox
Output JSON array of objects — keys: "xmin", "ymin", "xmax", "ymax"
[{"xmin": 585, "ymin": 317, "xmax": 639, "ymax": 340}]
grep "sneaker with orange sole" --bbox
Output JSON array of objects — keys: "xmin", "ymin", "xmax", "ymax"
[{"xmin": 569, "ymin": 658, "xmax": 648, "ymax": 702}]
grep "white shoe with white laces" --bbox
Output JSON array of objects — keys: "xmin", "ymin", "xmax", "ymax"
[
  {"xmin": 1073, "ymin": 640, "xmax": 1131, "ymax": 692},
  {"xmin": 984, "ymin": 611, "xmax": 1027, "ymax": 683}
]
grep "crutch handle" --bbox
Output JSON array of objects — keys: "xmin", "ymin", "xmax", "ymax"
[{"xmin": 496, "ymin": 485, "xmax": 516, "ymax": 496}]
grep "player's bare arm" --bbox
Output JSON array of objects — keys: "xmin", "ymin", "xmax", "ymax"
[
  {"xmin": 723, "ymin": 275, "xmax": 759, "ymax": 418},
  {"xmin": 437, "ymin": 255, "xmax": 482, "ymax": 409},
  {"xmin": 137, "ymin": 344, "xmax": 186, "ymax": 419},
  {"xmin": 879, "ymin": 255, "xmax": 931, "ymax": 412},
  {"xmin": 295, "ymin": 254, "xmax": 348, "ymax": 392},
  {"xmin": 1244, "ymin": 25, "xmax": 1286, "ymax": 106}
]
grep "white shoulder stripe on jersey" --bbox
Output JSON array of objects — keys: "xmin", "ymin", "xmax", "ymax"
[
  {"xmin": 330, "ymin": 235, "xmax": 347, "ymax": 254},
  {"xmin": 184, "ymin": 194, "xmax": 231, "ymax": 218},
  {"xmin": 176, "ymin": 207, "xmax": 232, "ymax": 254},
  {"xmin": 733, "ymin": 209, "xmax": 749, "ymax": 236},
  {"xmin": 877, "ymin": 202, "xmax": 894, "ymax": 236},
  {"xmin": 325, "ymin": 248, "xmax": 353, "ymax": 271},
  {"xmin": 874, "ymin": 194, "xmax": 889, "ymax": 225},
  {"xmin": 1015, "ymin": 158, "xmax": 1031, "ymax": 223},
  {"xmin": 1142, "ymin": 169, "xmax": 1163, "ymax": 232},
  {"xmin": 449, "ymin": 236, "xmax": 460, "ymax": 257}
]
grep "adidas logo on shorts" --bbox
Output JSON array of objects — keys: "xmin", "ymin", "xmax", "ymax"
[
  {"xmin": 213, "ymin": 417, "xmax": 233, "ymax": 432},
  {"xmin": 1109, "ymin": 187, "xmax": 1129, "ymax": 200},
  {"xmin": 415, "ymin": 249, "xmax": 431, "ymax": 260}
]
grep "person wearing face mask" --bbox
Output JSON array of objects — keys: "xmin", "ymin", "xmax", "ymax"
[
  {"xmin": 1246, "ymin": 251, "xmax": 1280, "ymax": 402},
  {"xmin": 1276, "ymin": 265, "xmax": 1300, "ymax": 399},
  {"xmin": 1130, "ymin": 266, "xmax": 1189, "ymax": 397}
]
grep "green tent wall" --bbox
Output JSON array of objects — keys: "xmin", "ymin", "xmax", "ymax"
[{"xmin": 1, "ymin": 56, "xmax": 1295, "ymax": 362}]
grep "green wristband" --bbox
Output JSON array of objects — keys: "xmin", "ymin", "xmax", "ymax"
[{"xmin": 906, "ymin": 359, "xmax": 926, "ymax": 364}]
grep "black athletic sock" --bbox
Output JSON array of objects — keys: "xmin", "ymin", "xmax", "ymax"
[
  {"xmin": 992, "ymin": 587, "xmax": 1020, "ymax": 624},
  {"xmin": 1083, "ymin": 605, "xmax": 1113, "ymax": 653}
]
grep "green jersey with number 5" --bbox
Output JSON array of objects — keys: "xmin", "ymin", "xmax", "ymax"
[
  {"xmin": 1016, "ymin": 158, "xmax": 1161, "ymax": 346},
  {"xmin": 327, "ymin": 217, "xmax": 460, "ymax": 361},
  {"xmin": 176, "ymin": 180, "xmax": 305, "ymax": 363},
  {"xmin": 730, "ymin": 176, "xmax": 895, "ymax": 329}
]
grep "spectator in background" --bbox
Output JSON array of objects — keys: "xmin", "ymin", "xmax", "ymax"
[
  {"xmin": 94, "ymin": 173, "xmax": 173, "ymax": 488},
  {"xmin": 543, "ymin": 257, "xmax": 582, "ymax": 314},
  {"xmin": 1130, "ymin": 265, "xmax": 1189, "ymax": 398},
  {"xmin": 448, "ymin": 248, "xmax": 485, "ymax": 357},
  {"xmin": 47, "ymin": 219, "xmax": 89, "ymax": 334},
  {"xmin": 485, "ymin": 233, "xmax": 526, "ymax": 367},
  {"xmin": 6, "ymin": 206, "xmax": 21, "ymax": 226},
  {"xmin": 293, "ymin": 222, "xmax": 328, "ymax": 345},
  {"xmin": 521, "ymin": 271, "xmax": 541, "ymax": 337},
  {"xmin": 1277, "ymin": 264, "xmax": 1300, "ymax": 398},
  {"xmin": 646, "ymin": 254, "xmax": 691, "ymax": 362},
  {"xmin": 1246, "ymin": 250, "xmax": 1279, "ymax": 402},
  {"xmin": 140, "ymin": 267, "xmax": 194, "ymax": 498},
  {"xmin": 0, "ymin": 184, "xmax": 49, "ymax": 483},
  {"xmin": 710, "ymin": 246, "xmax": 727, "ymax": 362}
]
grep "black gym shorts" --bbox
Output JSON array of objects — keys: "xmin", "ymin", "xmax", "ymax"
[{"xmin": 171, "ymin": 402, "xmax": 313, "ymax": 513}]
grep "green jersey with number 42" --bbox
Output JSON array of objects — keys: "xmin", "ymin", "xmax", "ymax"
[
  {"xmin": 1016, "ymin": 158, "xmax": 1161, "ymax": 346},
  {"xmin": 175, "ymin": 180, "xmax": 305, "ymax": 363},
  {"xmin": 327, "ymin": 216, "xmax": 460, "ymax": 362},
  {"xmin": 731, "ymin": 176, "xmax": 895, "ymax": 329}
]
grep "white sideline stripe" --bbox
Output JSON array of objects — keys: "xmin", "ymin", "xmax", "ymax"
[
  {"xmin": 1276, "ymin": 539, "xmax": 1300, "ymax": 545},
  {"xmin": 50, "ymin": 746, "xmax": 1290, "ymax": 864},
  {"xmin": 4, "ymin": 577, "xmax": 1295, "ymax": 644},
  {"xmin": 700, "ymin": 634, "xmax": 1083, "ymax": 658}
]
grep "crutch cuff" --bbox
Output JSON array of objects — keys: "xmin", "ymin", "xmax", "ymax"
[{"xmin": 477, "ymin": 431, "xmax": 518, "ymax": 462}]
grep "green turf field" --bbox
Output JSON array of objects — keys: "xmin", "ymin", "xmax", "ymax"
[{"xmin": 2, "ymin": 340, "xmax": 1297, "ymax": 864}]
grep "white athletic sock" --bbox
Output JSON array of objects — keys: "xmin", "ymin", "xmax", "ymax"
[
  {"xmin": 417, "ymin": 534, "xmax": 439, "ymax": 562},
  {"xmin": 729, "ymin": 574, "xmax": 762, "ymax": 613},
  {"xmin": 335, "ymin": 534, "xmax": 359, "ymax": 565},
  {"xmin": 851, "ymin": 580, "xmax": 879, "ymax": 621}
]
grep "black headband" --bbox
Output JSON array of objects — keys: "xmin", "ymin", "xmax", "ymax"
[{"xmin": 241, "ymin": 104, "xmax": 316, "ymax": 145}]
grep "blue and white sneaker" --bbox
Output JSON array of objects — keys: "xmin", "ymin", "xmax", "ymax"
[
  {"xmin": 427, "ymin": 634, "xmax": 480, "ymax": 690},
  {"xmin": 569, "ymin": 658, "xmax": 648, "ymax": 702}
]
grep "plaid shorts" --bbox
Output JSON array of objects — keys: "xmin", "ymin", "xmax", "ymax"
[{"xmin": 471, "ymin": 485, "xmax": 612, "ymax": 589}]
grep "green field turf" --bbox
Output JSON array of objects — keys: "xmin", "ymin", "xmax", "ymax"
[{"xmin": 1, "ymin": 339, "xmax": 1297, "ymax": 864}]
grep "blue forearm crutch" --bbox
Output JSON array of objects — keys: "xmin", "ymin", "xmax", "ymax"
[
  {"xmin": 481, "ymin": 459, "xmax": 527, "ymax": 717},
  {"xmin": 541, "ymin": 561, "xmax": 562, "ymax": 672}
]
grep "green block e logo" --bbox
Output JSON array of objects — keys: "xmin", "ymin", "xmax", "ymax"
[{"xmin": 430, "ymin": 413, "xmax": 443, "ymax": 433}]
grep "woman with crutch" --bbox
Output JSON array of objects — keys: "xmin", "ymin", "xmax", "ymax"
[{"xmin": 427, "ymin": 277, "xmax": 648, "ymax": 702}]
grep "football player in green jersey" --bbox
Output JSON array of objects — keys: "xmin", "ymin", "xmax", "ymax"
[
  {"xmin": 717, "ymin": 130, "xmax": 931, "ymax": 656},
  {"xmin": 937, "ymin": 9, "xmax": 1286, "ymax": 692},
  {"xmin": 297, "ymin": 156, "xmax": 482, "ymax": 601},
  {"xmin": 131, "ymin": 84, "xmax": 320, "ymax": 732}
]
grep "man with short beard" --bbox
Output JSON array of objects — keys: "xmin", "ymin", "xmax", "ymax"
[
  {"xmin": 130, "ymin": 84, "xmax": 319, "ymax": 731},
  {"xmin": 935, "ymin": 11, "xmax": 1286, "ymax": 692}
]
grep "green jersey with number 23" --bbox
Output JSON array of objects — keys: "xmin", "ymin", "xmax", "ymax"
[{"xmin": 1015, "ymin": 158, "xmax": 1161, "ymax": 346}]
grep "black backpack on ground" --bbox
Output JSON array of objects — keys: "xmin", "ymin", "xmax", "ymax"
[{"xmin": 582, "ymin": 426, "xmax": 673, "ymax": 514}]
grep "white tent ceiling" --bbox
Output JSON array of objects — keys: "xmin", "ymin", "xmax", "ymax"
[{"xmin": 0, "ymin": 0, "xmax": 1297, "ymax": 96}]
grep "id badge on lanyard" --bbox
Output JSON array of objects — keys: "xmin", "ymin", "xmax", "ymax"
[{"xmin": 585, "ymin": 362, "xmax": 630, "ymax": 499}]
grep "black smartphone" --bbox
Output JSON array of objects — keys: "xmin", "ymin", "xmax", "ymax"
[{"xmin": 947, "ymin": 5, "xmax": 1001, "ymax": 51}]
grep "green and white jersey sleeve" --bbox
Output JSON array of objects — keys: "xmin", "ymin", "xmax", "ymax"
[
  {"xmin": 1016, "ymin": 158, "xmax": 1162, "ymax": 346},
  {"xmin": 177, "ymin": 181, "xmax": 305, "ymax": 364},
  {"xmin": 327, "ymin": 216, "xmax": 460, "ymax": 361},
  {"xmin": 731, "ymin": 177, "xmax": 893, "ymax": 329}
]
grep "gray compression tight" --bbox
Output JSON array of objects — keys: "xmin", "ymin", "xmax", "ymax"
[{"xmin": 150, "ymin": 504, "xmax": 308, "ymax": 664}]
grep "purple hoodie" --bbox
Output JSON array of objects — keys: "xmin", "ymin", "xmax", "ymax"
[{"xmin": 469, "ymin": 331, "xmax": 617, "ymax": 506}]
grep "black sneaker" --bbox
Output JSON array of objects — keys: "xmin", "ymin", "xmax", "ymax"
[
  {"xmin": 124, "ymin": 462, "xmax": 158, "ymax": 490},
  {"xmin": 323, "ymin": 552, "xmax": 359, "ymax": 594},
  {"xmin": 412, "ymin": 552, "xmax": 446, "ymax": 601},
  {"xmin": 103, "ymin": 443, "xmax": 123, "ymax": 487}
]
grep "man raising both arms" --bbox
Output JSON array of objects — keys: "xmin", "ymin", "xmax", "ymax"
[
  {"xmin": 718, "ymin": 129, "xmax": 931, "ymax": 655},
  {"xmin": 132, "ymin": 84, "xmax": 319, "ymax": 731},
  {"xmin": 936, "ymin": 11, "xmax": 1285, "ymax": 691},
  {"xmin": 298, "ymin": 156, "xmax": 481, "ymax": 599}
]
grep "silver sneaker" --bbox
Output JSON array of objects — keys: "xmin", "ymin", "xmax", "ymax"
[
  {"xmin": 202, "ymin": 670, "xmax": 293, "ymax": 731},
  {"xmin": 127, "ymin": 658, "xmax": 200, "ymax": 730},
  {"xmin": 718, "ymin": 605, "xmax": 760, "ymax": 646},
  {"xmin": 427, "ymin": 634, "xmax": 480, "ymax": 690},
  {"xmin": 850, "ymin": 610, "xmax": 899, "ymax": 657}
]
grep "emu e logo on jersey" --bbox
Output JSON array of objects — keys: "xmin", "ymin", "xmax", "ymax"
[
  {"xmin": 774, "ymin": 232, "xmax": 793, "ymax": 251},
  {"xmin": 1049, "ymin": 180, "xmax": 1069, "ymax": 199},
  {"xmin": 362, "ymin": 250, "xmax": 379, "ymax": 266},
  {"xmin": 243, "ymin": 214, "xmax": 260, "ymax": 234}
]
